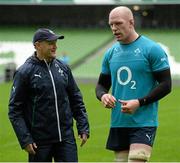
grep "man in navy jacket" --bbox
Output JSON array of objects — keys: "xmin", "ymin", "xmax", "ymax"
[{"xmin": 9, "ymin": 28, "xmax": 89, "ymax": 162}]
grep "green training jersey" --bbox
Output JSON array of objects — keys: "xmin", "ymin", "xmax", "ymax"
[{"xmin": 101, "ymin": 36, "xmax": 170, "ymax": 127}]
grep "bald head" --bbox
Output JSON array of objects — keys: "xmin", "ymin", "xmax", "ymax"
[
  {"xmin": 108, "ymin": 6, "xmax": 138, "ymax": 43},
  {"xmin": 109, "ymin": 6, "xmax": 134, "ymax": 21}
]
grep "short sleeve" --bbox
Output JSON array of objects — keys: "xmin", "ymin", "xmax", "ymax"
[
  {"xmin": 101, "ymin": 49, "xmax": 111, "ymax": 74},
  {"xmin": 149, "ymin": 44, "xmax": 170, "ymax": 72}
]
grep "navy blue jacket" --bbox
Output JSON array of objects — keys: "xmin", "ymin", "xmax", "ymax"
[{"xmin": 8, "ymin": 53, "xmax": 89, "ymax": 149}]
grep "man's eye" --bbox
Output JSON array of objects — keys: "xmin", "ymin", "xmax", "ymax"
[
  {"xmin": 116, "ymin": 23, "xmax": 122, "ymax": 26},
  {"xmin": 109, "ymin": 24, "xmax": 114, "ymax": 27}
]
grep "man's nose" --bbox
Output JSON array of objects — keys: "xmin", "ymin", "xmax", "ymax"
[{"xmin": 53, "ymin": 44, "xmax": 57, "ymax": 49}]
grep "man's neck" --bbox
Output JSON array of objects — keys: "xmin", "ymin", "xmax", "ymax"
[
  {"xmin": 131, "ymin": 31, "xmax": 139, "ymax": 42},
  {"xmin": 120, "ymin": 31, "xmax": 139, "ymax": 44}
]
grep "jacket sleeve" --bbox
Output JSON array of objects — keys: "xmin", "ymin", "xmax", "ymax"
[
  {"xmin": 66, "ymin": 68, "xmax": 90, "ymax": 137},
  {"xmin": 8, "ymin": 70, "xmax": 34, "ymax": 149}
]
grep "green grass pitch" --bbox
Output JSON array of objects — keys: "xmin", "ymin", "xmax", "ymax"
[{"xmin": 0, "ymin": 82, "xmax": 180, "ymax": 162}]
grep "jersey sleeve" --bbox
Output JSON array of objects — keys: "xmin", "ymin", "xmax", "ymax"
[
  {"xmin": 149, "ymin": 43, "xmax": 170, "ymax": 72},
  {"xmin": 101, "ymin": 49, "xmax": 111, "ymax": 74}
]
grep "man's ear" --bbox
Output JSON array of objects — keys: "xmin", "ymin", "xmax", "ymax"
[
  {"xmin": 129, "ymin": 19, "xmax": 134, "ymax": 26},
  {"xmin": 34, "ymin": 41, "xmax": 41, "ymax": 49}
]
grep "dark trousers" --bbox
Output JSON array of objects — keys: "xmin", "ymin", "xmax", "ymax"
[{"xmin": 29, "ymin": 141, "xmax": 78, "ymax": 162}]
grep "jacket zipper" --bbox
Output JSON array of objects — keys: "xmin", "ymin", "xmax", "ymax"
[{"xmin": 44, "ymin": 60, "xmax": 62, "ymax": 142}]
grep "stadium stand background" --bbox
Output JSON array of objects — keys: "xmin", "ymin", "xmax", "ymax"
[
  {"xmin": 1, "ymin": 0, "xmax": 180, "ymax": 82},
  {"xmin": 0, "ymin": 0, "xmax": 180, "ymax": 29}
]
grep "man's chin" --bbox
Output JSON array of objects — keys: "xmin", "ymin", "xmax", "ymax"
[
  {"xmin": 115, "ymin": 36, "xmax": 122, "ymax": 41},
  {"xmin": 51, "ymin": 53, "xmax": 56, "ymax": 59},
  {"xmin": 116, "ymin": 38, "xmax": 122, "ymax": 42}
]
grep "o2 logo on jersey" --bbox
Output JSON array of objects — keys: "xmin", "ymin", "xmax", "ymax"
[{"xmin": 117, "ymin": 66, "xmax": 136, "ymax": 89}]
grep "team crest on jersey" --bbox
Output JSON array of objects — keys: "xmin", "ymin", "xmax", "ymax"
[
  {"xmin": 55, "ymin": 63, "xmax": 64, "ymax": 76},
  {"xmin": 134, "ymin": 48, "xmax": 141, "ymax": 56}
]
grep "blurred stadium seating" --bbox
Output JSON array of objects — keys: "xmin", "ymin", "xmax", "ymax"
[
  {"xmin": 0, "ymin": 28, "xmax": 113, "ymax": 80},
  {"xmin": 0, "ymin": 0, "xmax": 180, "ymax": 82},
  {"xmin": 1, "ymin": 1, "xmax": 180, "ymax": 28}
]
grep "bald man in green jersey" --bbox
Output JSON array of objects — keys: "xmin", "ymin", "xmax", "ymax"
[{"xmin": 96, "ymin": 6, "xmax": 171, "ymax": 162}]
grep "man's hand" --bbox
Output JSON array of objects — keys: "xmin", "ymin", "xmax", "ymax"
[
  {"xmin": 119, "ymin": 99, "xmax": 140, "ymax": 114},
  {"xmin": 79, "ymin": 133, "xmax": 88, "ymax": 147},
  {"xmin": 101, "ymin": 94, "xmax": 117, "ymax": 108},
  {"xmin": 24, "ymin": 143, "xmax": 37, "ymax": 155}
]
